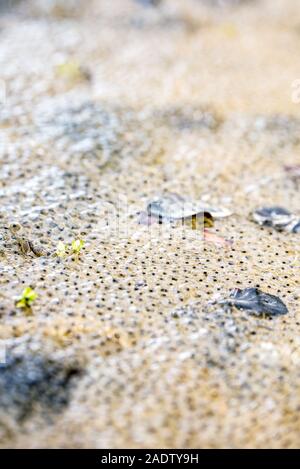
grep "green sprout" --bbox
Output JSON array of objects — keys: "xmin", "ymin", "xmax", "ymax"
[
  {"xmin": 56, "ymin": 241, "xmax": 68, "ymax": 258},
  {"xmin": 55, "ymin": 239, "xmax": 85, "ymax": 259},
  {"xmin": 71, "ymin": 239, "xmax": 84, "ymax": 255},
  {"xmin": 16, "ymin": 287, "xmax": 38, "ymax": 309},
  {"xmin": 56, "ymin": 61, "xmax": 90, "ymax": 83}
]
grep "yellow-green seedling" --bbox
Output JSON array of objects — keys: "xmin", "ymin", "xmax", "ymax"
[
  {"xmin": 56, "ymin": 241, "xmax": 68, "ymax": 258},
  {"xmin": 16, "ymin": 287, "xmax": 38, "ymax": 309},
  {"xmin": 71, "ymin": 239, "xmax": 85, "ymax": 255},
  {"xmin": 55, "ymin": 239, "xmax": 85, "ymax": 259},
  {"xmin": 56, "ymin": 61, "xmax": 91, "ymax": 83}
]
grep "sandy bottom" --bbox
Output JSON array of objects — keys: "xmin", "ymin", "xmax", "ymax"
[{"xmin": 0, "ymin": 0, "xmax": 300, "ymax": 448}]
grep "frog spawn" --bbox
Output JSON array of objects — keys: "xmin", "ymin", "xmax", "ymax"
[{"xmin": 1, "ymin": 114, "xmax": 299, "ymax": 447}]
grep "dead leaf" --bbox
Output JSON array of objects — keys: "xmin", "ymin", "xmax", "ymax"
[
  {"xmin": 204, "ymin": 229, "xmax": 232, "ymax": 247},
  {"xmin": 218, "ymin": 288, "xmax": 288, "ymax": 316}
]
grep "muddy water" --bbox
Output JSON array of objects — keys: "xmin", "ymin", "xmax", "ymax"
[{"xmin": 0, "ymin": 0, "xmax": 300, "ymax": 448}]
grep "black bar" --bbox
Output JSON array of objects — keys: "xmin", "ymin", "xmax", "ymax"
[{"xmin": 0, "ymin": 449, "xmax": 294, "ymax": 466}]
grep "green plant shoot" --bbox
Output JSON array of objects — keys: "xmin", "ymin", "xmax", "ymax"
[
  {"xmin": 16, "ymin": 287, "xmax": 38, "ymax": 309},
  {"xmin": 56, "ymin": 241, "xmax": 68, "ymax": 258},
  {"xmin": 71, "ymin": 239, "xmax": 84, "ymax": 254}
]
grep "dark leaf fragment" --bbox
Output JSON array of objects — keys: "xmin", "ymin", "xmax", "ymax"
[
  {"xmin": 204, "ymin": 229, "xmax": 233, "ymax": 247},
  {"xmin": 220, "ymin": 287, "xmax": 288, "ymax": 316},
  {"xmin": 292, "ymin": 220, "xmax": 300, "ymax": 233},
  {"xmin": 252, "ymin": 206, "xmax": 294, "ymax": 230},
  {"xmin": 252, "ymin": 206, "xmax": 300, "ymax": 233}
]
